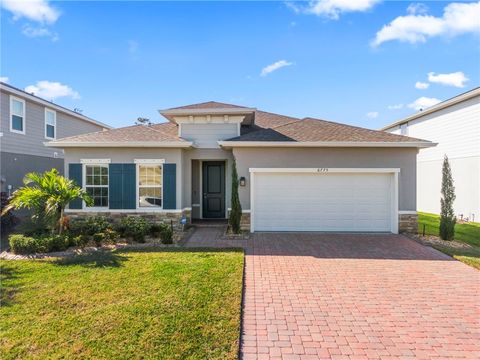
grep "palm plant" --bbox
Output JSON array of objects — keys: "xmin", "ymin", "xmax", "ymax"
[{"xmin": 2, "ymin": 169, "xmax": 92, "ymax": 234}]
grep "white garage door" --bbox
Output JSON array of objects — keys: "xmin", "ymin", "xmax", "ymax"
[{"xmin": 252, "ymin": 171, "xmax": 394, "ymax": 232}]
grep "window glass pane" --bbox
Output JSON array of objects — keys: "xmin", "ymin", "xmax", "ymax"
[
  {"xmin": 85, "ymin": 165, "xmax": 109, "ymax": 207},
  {"xmin": 139, "ymin": 187, "xmax": 162, "ymax": 207},
  {"xmin": 12, "ymin": 115, "xmax": 23, "ymax": 131},
  {"xmin": 12, "ymin": 99, "xmax": 23, "ymax": 116},
  {"xmin": 46, "ymin": 111, "xmax": 55, "ymax": 125},
  {"xmin": 46, "ymin": 124, "xmax": 55, "ymax": 138},
  {"xmin": 138, "ymin": 165, "xmax": 162, "ymax": 208}
]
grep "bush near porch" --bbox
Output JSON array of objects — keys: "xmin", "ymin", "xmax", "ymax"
[{"xmin": 0, "ymin": 249, "xmax": 243, "ymax": 359}]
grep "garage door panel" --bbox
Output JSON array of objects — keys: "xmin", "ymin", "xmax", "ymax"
[{"xmin": 253, "ymin": 172, "xmax": 392, "ymax": 232}]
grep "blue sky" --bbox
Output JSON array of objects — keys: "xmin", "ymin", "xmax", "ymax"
[{"xmin": 1, "ymin": 1, "xmax": 479, "ymax": 129}]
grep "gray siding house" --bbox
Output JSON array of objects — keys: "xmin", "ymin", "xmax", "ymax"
[
  {"xmin": 0, "ymin": 82, "xmax": 111, "ymax": 195},
  {"xmin": 48, "ymin": 101, "xmax": 435, "ymax": 234}
]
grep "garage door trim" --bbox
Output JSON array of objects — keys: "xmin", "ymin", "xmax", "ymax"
[{"xmin": 249, "ymin": 168, "xmax": 400, "ymax": 234}]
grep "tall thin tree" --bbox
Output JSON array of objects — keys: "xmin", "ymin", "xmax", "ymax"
[
  {"xmin": 229, "ymin": 158, "xmax": 242, "ymax": 234},
  {"xmin": 439, "ymin": 155, "xmax": 456, "ymax": 240}
]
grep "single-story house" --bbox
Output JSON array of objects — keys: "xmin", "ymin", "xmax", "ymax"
[
  {"xmin": 381, "ymin": 87, "xmax": 480, "ymax": 222},
  {"xmin": 47, "ymin": 102, "xmax": 435, "ymax": 233}
]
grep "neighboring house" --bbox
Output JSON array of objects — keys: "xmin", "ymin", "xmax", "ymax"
[
  {"xmin": 47, "ymin": 101, "xmax": 434, "ymax": 233},
  {"xmin": 0, "ymin": 82, "xmax": 111, "ymax": 195},
  {"xmin": 382, "ymin": 88, "xmax": 480, "ymax": 222}
]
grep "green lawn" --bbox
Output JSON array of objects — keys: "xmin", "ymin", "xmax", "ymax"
[
  {"xmin": 418, "ymin": 212, "xmax": 480, "ymax": 246},
  {"xmin": 418, "ymin": 212, "xmax": 480, "ymax": 269},
  {"xmin": 0, "ymin": 249, "xmax": 244, "ymax": 359}
]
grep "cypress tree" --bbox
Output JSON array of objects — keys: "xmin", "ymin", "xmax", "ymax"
[
  {"xmin": 229, "ymin": 158, "xmax": 242, "ymax": 234},
  {"xmin": 439, "ymin": 155, "xmax": 456, "ymax": 240}
]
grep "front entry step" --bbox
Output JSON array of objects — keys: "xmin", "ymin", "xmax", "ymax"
[{"xmin": 191, "ymin": 219, "xmax": 228, "ymax": 228}]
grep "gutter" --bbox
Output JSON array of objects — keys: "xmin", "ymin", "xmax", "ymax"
[
  {"xmin": 45, "ymin": 141, "xmax": 194, "ymax": 148},
  {"xmin": 218, "ymin": 141, "xmax": 437, "ymax": 149}
]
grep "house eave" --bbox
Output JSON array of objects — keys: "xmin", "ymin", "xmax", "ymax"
[
  {"xmin": 380, "ymin": 87, "xmax": 480, "ymax": 131},
  {"xmin": 159, "ymin": 107, "xmax": 256, "ymax": 117},
  {"xmin": 0, "ymin": 82, "xmax": 112, "ymax": 129},
  {"xmin": 45, "ymin": 141, "xmax": 193, "ymax": 148},
  {"xmin": 218, "ymin": 141, "xmax": 437, "ymax": 149}
]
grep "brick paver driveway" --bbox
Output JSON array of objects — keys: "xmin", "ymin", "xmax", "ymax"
[{"xmin": 240, "ymin": 233, "xmax": 480, "ymax": 359}]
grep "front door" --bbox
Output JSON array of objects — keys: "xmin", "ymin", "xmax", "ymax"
[{"xmin": 202, "ymin": 161, "xmax": 225, "ymax": 218}]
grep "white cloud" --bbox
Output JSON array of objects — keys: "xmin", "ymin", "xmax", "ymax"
[
  {"xmin": 25, "ymin": 81, "xmax": 80, "ymax": 100},
  {"xmin": 407, "ymin": 3, "xmax": 428, "ymax": 15},
  {"xmin": 372, "ymin": 1, "xmax": 480, "ymax": 46},
  {"xmin": 261, "ymin": 60, "xmax": 293, "ymax": 76},
  {"xmin": 22, "ymin": 24, "xmax": 58, "ymax": 41},
  {"xmin": 388, "ymin": 104, "xmax": 404, "ymax": 110},
  {"xmin": 366, "ymin": 111, "xmax": 379, "ymax": 118},
  {"xmin": 1, "ymin": 0, "xmax": 60, "ymax": 24},
  {"xmin": 0, "ymin": 77, "xmax": 9, "ymax": 83},
  {"xmin": 408, "ymin": 96, "xmax": 441, "ymax": 111},
  {"xmin": 287, "ymin": 0, "xmax": 381, "ymax": 20},
  {"xmin": 428, "ymin": 71, "xmax": 469, "ymax": 88},
  {"xmin": 415, "ymin": 81, "xmax": 429, "ymax": 90}
]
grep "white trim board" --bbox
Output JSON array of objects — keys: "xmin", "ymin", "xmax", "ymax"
[
  {"xmin": 81, "ymin": 158, "xmax": 111, "ymax": 164},
  {"xmin": 249, "ymin": 168, "xmax": 401, "ymax": 173}
]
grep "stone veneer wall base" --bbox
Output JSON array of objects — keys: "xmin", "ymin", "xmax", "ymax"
[
  {"xmin": 67, "ymin": 209, "xmax": 191, "ymax": 232},
  {"xmin": 398, "ymin": 213, "xmax": 418, "ymax": 234}
]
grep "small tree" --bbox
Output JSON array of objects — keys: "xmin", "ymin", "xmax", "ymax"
[
  {"xmin": 2, "ymin": 169, "xmax": 92, "ymax": 235},
  {"xmin": 229, "ymin": 158, "xmax": 242, "ymax": 234},
  {"xmin": 439, "ymin": 155, "xmax": 456, "ymax": 240}
]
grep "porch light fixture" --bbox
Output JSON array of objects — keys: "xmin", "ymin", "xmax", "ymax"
[{"xmin": 239, "ymin": 177, "xmax": 246, "ymax": 187}]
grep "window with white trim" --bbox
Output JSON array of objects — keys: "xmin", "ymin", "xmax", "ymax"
[
  {"xmin": 85, "ymin": 165, "xmax": 109, "ymax": 207},
  {"xmin": 138, "ymin": 165, "xmax": 162, "ymax": 208},
  {"xmin": 45, "ymin": 109, "xmax": 56, "ymax": 139},
  {"xmin": 10, "ymin": 96, "xmax": 25, "ymax": 134}
]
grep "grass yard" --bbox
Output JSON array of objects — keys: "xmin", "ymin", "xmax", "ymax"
[
  {"xmin": 418, "ymin": 212, "xmax": 480, "ymax": 269},
  {"xmin": 0, "ymin": 249, "xmax": 244, "ymax": 359}
]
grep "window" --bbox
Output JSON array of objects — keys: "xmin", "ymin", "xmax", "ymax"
[
  {"xmin": 45, "ymin": 109, "xmax": 56, "ymax": 139},
  {"xmin": 10, "ymin": 96, "xmax": 25, "ymax": 134},
  {"xmin": 400, "ymin": 123, "xmax": 408, "ymax": 136},
  {"xmin": 138, "ymin": 165, "xmax": 162, "ymax": 208},
  {"xmin": 85, "ymin": 165, "xmax": 109, "ymax": 207}
]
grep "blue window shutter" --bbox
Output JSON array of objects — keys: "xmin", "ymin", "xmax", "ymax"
[
  {"xmin": 163, "ymin": 163, "xmax": 176, "ymax": 209},
  {"xmin": 109, "ymin": 164, "xmax": 124, "ymax": 209},
  {"xmin": 122, "ymin": 164, "xmax": 136, "ymax": 209},
  {"xmin": 69, "ymin": 163, "xmax": 83, "ymax": 209}
]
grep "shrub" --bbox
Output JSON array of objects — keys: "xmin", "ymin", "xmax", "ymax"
[
  {"xmin": 439, "ymin": 155, "xmax": 456, "ymax": 240},
  {"xmin": 1, "ymin": 192, "xmax": 18, "ymax": 234},
  {"xmin": 9, "ymin": 234, "xmax": 48, "ymax": 254},
  {"xmin": 69, "ymin": 216, "xmax": 111, "ymax": 237},
  {"xmin": 92, "ymin": 229, "xmax": 119, "ymax": 246},
  {"xmin": 160, "ymin": 224, "xmax": 173, "ymax": 244},
  {"xmin": 9, "ymin": 234, "xmax": 70, "ymax": 254},
  {"xmin": 149, "ymin": 223, "xmax": 163, "ymax": 238},
  {"xmin": 120, "ymin": 217, "xmax": 150, "ymax": 243}
]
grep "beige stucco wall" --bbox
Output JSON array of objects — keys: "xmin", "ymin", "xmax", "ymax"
[
  {"xmin": 232, "ymin": 147, "xmax": 418, "ymax": 211},
  {"xmin": 64, "ymin": 147, "xmax": 184, "ymax": 208}
]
